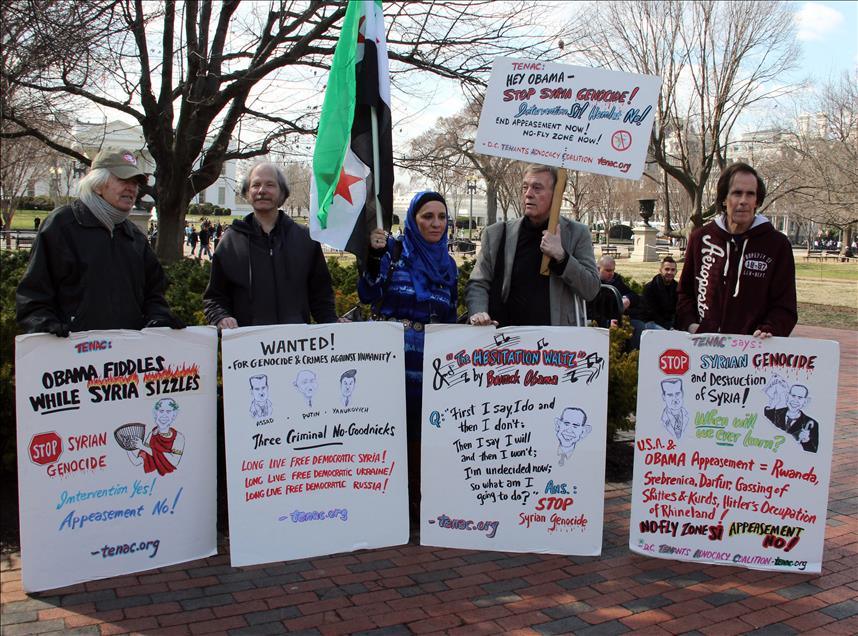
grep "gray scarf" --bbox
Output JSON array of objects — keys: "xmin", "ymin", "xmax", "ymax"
[{"xmin": 80, "ymin": 192, "xmax": 130, "ymax": 235}]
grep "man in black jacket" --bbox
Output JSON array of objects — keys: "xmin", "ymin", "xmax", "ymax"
[
  {"xmin": 640, "ymin": 256, "xmax": 678, "ymax": 330},
  {"xmin": 203, "ymin": 162, "xmax": 337, "ymax": 328},
  {"xmin": 17, "ymin": 150, "xmax": 182, "ymax": 335}
]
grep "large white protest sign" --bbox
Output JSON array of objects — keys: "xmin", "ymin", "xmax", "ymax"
[
  {"xmin": 629, "ymin": 331, "xmax": 839, "ymax": 573},
  {"xmin": 421, "ymin": 325, "xmax": 608, "ymax": 554},
  {"xmin": 15, "ymin": 327, "xmax": 218, "ymax": 592},
  {"xmin": 475, "ymin": 57, "xmax": 661, "ymax": 180},
  {"xmin": 221, "ymin": 322, "xmax": 408, "ymax": 566}
]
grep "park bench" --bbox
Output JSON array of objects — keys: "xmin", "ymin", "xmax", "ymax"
[
  {"xmin": 1, "ymin": 230, "xmax": 37, "ymax": 250},
  {"xmin": 600, "ymin": 244, "xmax": 620, "ymax": 258}
]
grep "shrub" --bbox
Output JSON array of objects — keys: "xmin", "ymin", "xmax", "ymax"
[
  {"xmin": 456, "ymin": 257, "xmax": 475, "ymax": 318},
  {"xmin": 163, "ymin": 258, "xmax": 211, "ymax": 326},
  {"xmin": 605, "ymin": 317, "xmax": 639, "ymax": 441},
  {"xmin": 0, "ymin": 250, "xmax": 30, "ymax": 476},
  {"xmin": 15, "ymin": 195, "xmax": 58, "ymax": 211}
]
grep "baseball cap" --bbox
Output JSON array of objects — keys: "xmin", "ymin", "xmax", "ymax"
[{"xmin": 91, "ymin": 149, "xmax": 149, "ymax": 183}]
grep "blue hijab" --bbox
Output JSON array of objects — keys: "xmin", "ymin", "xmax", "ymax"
[{"xmin": 401, "ymin": 191, "xmax": 457, "ymax": 302}]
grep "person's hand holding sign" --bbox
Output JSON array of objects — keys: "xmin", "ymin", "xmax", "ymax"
[{"xmin": 540, "ymin": 225, "xmax": 565, "ymax": 261}]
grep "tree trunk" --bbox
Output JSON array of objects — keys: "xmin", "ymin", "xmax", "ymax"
[
  {"xmin": 154, "ymin": 174, "xmax": 192, "ymax": 263},
  {"xmin": 486, "ymin": 182, "xmax": 498, "ymax": 226},
  {"xmin": 840, "ymin": 224, "xmax": 854, "ymax": 256},
  {"xmin": 662, "ymin": 167, "xmax": 673, "ymax": 233}
]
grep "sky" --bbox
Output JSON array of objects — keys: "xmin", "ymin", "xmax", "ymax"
[
  {"xmin": 400, "ymin": 1, "xmax": 858, "ymax": 137},
  {"xmin": 77, "ymin": 1, "xmax": 857, "ymax": 161},
  {"xmin": 791, "ymin": 0, "xmax": 857, "ymax": 81}
]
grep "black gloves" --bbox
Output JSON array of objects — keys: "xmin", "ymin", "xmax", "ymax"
[
  {"xmin": 42, "ymin": 320, "xmax": 70, "ymax": 337},
  {"xmin": 145, "ymin": 314, "xmax": 186, "ymax": 329}
]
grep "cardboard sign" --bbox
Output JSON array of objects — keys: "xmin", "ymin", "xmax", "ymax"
[
  {"xmin": 421, "ymin": 325, "xmax": 608, "ymax": 554},
  {"xmin": 15, "ymin": 327, "xmax": 218, "ymax": 592},
  {"xmin": 475, "ymin": 57, "xmax": 661, "ymax": 179},
  {"xmin": 629, "ymin": 331, "xmax": 839, "ymax": 573},
  {"xmin": 221, "ymin": 322, "xmax": 408, "ymax": 566}
]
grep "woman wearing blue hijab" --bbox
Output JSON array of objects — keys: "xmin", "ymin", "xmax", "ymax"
[{"xmin": 358, "ymin": 191, "xmax": 458, "ymax": 526}]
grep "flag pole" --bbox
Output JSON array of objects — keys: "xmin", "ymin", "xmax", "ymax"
[{"xmin": 370, "ymin": 105, "xmax": 383, "ymax": 228}]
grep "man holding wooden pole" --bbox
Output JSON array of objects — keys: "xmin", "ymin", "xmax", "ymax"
[{"xmin": 466, "ymin": 163, "xmax": 599, "ymax": 327}]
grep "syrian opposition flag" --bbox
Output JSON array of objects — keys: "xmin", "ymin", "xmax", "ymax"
[{"xmin": 310, "ymin": 0, "xmax": 393, "ymax": 268}]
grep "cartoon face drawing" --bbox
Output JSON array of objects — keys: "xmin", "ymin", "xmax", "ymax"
[
  {"xmin": 555, "ymin": 407, "xmax": 591, "ymax": 466},
  {"xmin": 250, "ymin": 375, "xmax": 269, "ymax": 403},
  {"xmin": 294, "ymin": 370, "xmax": 318, "ymax": 404},
  {"xmin": 661, "ymin": 379, "xmax": 683, "ymax": 413},
  {"xmin": 556, "ymin": 408, "xmax": 588, "ymax": 446},
  {"xmin": 154, "ymin": 398, "xmax": 179, "ymax": 432},
  {"xmin": 340, "ymin": 369, "xmax": 357, "ymax": 405},
  {"xmin": 787, "ymin": 385, "xmax": 809, "ymax": 414},
  {"xmin": 249, "ymin": 374, "xmax": 273, "ymax": 419}
]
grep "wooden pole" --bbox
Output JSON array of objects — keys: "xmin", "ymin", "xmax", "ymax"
[{"xmin": 540, "ymin": 168, "xmax": 567, "ymax": 275}]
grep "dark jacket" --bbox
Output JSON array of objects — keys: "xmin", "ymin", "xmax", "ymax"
[
  {"xmin": 203, "ymin": 211, "xmax": 337, "ymax": 326},
  {"xmin": 641, "ymin": 273, "xmax": 677, "ymax": 329},
  {"xmin": 676, "ymin": 215, "xmax": 797, "ymax": 336},
  {"xmin": 587, "ymin": 273, "xmax": 640, "ymax": 327},
  {"xmin": 16, "ymin": 200, "xmax": 174, "ymax": 333}
]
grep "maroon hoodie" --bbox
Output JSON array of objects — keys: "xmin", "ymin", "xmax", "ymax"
[{"xmin": 676, "ymin": 214, "xmax": 797, "ymax": 336}]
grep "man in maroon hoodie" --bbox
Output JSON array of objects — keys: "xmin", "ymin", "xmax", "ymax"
[{"xmin": 676, "ymin": 163, "xmax": 797, "ymax": 338}]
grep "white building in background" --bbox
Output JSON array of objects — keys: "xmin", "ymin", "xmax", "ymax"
[{"xmin": 30, "ymin": 119, "xmax": 248, "ymax": 216}]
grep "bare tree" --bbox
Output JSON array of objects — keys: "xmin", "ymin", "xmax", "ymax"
[
  {"xmin": 567, "ymin": 0, "xmax": 800, "ymax": 231},
  {"xmin": 757, "ymin": 72, "xmax": 858, "ymax": 253},
  {"xmin": 2, "ymin": 0, "xmax": 571, "ymax": 261},
  {"xmin": 0, "ymin": 134, "xmax": 52, "ymax": 243}
]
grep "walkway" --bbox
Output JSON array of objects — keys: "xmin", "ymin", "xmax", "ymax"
[{"xmin": 2, "ymin": 326, "xmax": 856, "ymax": 635}]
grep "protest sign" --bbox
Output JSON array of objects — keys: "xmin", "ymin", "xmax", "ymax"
[
  {"xmin": 421, "ymin": 325, "xmax": 608, "ymax": 554},
  {"xmin": 474, "ymin": 57, "xmax": 661, "ymax": 180},
  {"xmin": 15, "ymin": 327, "xmax": 218, "ymax": 592},
  {"xmin": 629, "ymin": 331, "xmax": 839, "ymax": 573},
  {"xmin": 221, "ymin": 322, "xmax": 408, "ymax": 566}
]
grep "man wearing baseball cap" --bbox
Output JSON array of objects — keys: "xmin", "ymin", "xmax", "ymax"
[{"xmin": 17, "ymin": 148, "xmax": 184, "ymax": 334}]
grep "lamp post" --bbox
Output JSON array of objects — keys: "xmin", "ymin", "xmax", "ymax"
[{"xmin": 467, "ymin": 177, "xmax": 477, "ymax": 240}]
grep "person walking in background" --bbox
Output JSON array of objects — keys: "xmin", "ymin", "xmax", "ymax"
[
  {"xmin": 358, "ymin": 191, "xmax": 458, "ymax": 532},
  {"xmin": 198, "ymin": 222, "xmax": 212, "ymax": 260},
  {"xmin": 189, "ymin": 225, "xmax": 198, "ymax": 256}
]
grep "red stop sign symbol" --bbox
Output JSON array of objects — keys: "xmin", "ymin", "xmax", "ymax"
[
  {"xmin": 29, "ymin": 432, "xmax": 62, "ymax": 465},
  {"xmin": 659, "ymin": 349, "xmax": 689, "ymax": 375}
]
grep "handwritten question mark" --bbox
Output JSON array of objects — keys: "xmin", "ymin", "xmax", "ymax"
[{"xmin": 773, "ymin": 435, "xmax": 785, "ymax": 452}]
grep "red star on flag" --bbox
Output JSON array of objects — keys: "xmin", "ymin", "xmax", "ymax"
[{"xmin": 334, "ymin": 167, "xmax": 362, "ymax": 205}]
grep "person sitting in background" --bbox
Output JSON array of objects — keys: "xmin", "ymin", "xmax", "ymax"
[
  {"xmin": 640, "ymin": 256, "xmax": 678, "ymax": 330},
  {"xmin": 587, "ymin": 255, "xmax": 647, "ymax": 347},
  {"xmin": 17, "ymin": 149, "xmax": 183, "ymax": 334},
  {"xmin": 358, "ymin": 191, "xmax": 458, "ymax": 531}
]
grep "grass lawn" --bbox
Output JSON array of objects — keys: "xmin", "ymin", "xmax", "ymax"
[
  {"xmin": 8, "ymin": 209, "xmax": 856, "ymax": 329},
  {"xmin": 8, "ymin": 209, "xmax": 227, "ymax": 230}
]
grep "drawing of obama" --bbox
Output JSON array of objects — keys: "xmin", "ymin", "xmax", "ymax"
[
  {"xmin": 555, "ymin": 407, "xmax": 591, "ymax": 466},
  {"xmin": 249, "ymin": 374, "xmax": 273, "ymax": 419},
  {"xmin": 129, "ymin": 398, "xmax": 185, "ymax": 476}
]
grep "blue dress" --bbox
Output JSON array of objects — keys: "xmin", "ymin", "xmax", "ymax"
[{"xmin": 358, "ymin": 238, "xmax": 457, "ymax": 439}]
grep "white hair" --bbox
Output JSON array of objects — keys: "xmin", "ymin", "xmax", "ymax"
[{"xmin": 78, "ymin": 168, "xmax": 112, "ymax": 198}]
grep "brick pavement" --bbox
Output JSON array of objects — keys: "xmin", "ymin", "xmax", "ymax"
[{"xmin": 2, "ymin": 325, "xmax": 856, "ymax": 635}]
